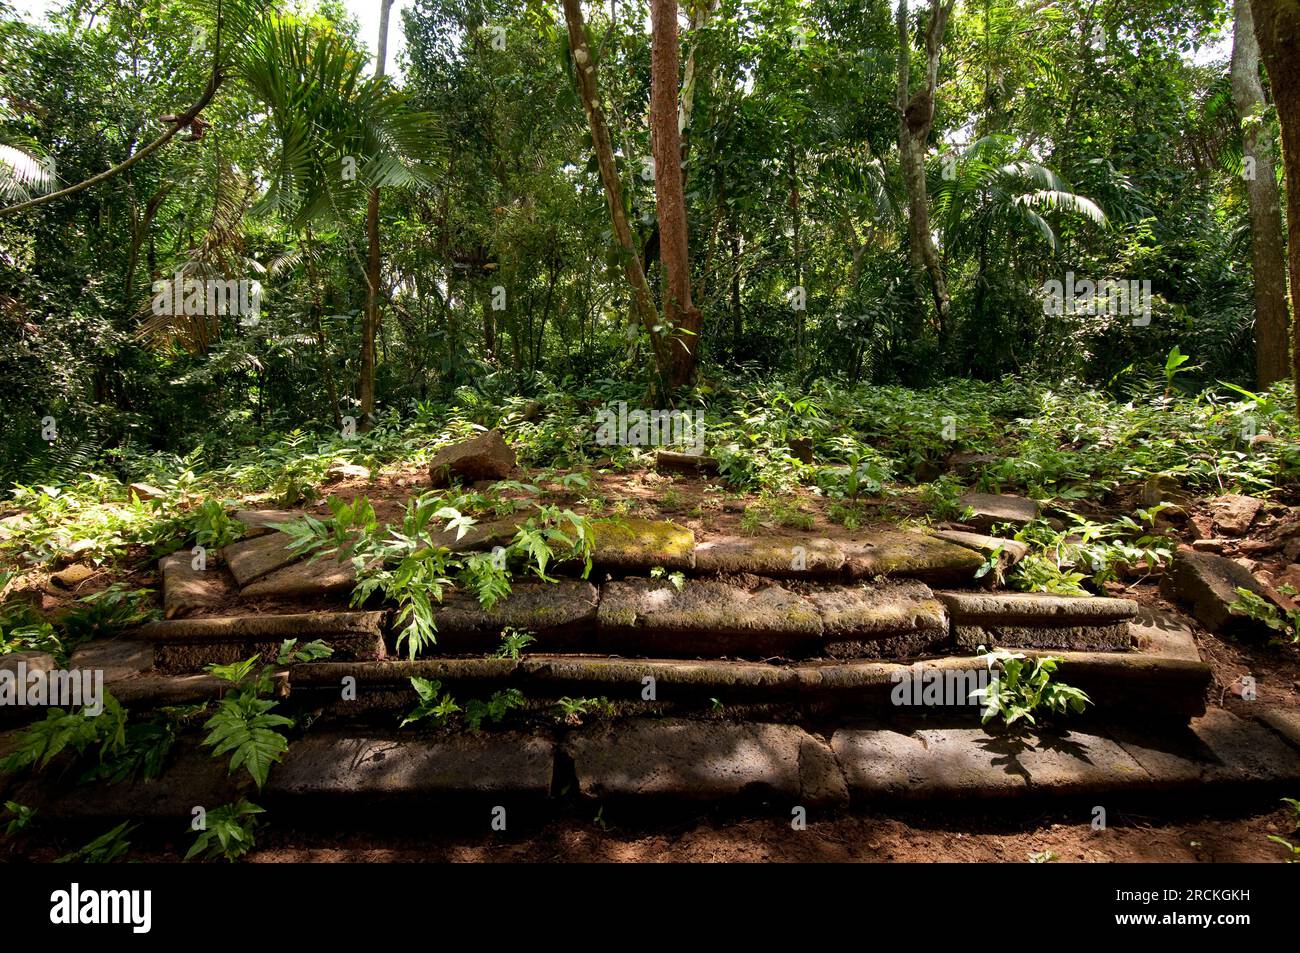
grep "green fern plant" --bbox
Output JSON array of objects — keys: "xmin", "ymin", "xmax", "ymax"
[{"xmin": 185, "ymin": 799, "xmax": 265, "ymax": 862}]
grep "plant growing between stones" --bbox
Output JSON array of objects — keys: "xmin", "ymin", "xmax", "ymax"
[
  {"xmin": 202, "ymin": 639, "xmax": 332, "ymax": 789},
  {"xmin": 554, "ymin": 696, "xmax": 615, "ymax": 725},
  {"xmin": 186, "ymin": 799, "xmax": 265, "ymax": 862},
  {"xmin": 400, "ymin": 676, "xmax": 461, "ymax": 727},
  {"xmin": 2, "ymin": 801, "xmax": 36, "ymax": 837},
  {"xmin": 276, "ymin": 493, "xmax": 593, "ymax": 658},
  {"xmin": 54, "ymin": 820, "xmax": 135, "ymax": 863},
  {"xmin": 1268, "ymin": 797, "xmax": 1300, "ymax": 860},
  {"xmin": 493, "ymin": 627, "xmax": 536, "ymax": 659},
  {"xmin": 971, "ymin": 648, "xmax": 1091, "ymax": 728},
  {"xmin": 1228, "ymin": 588, "xmax": 1300, "ymax": 643}
]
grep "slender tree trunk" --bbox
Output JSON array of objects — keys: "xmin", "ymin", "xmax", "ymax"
[
  {"xmin": 561, "ymin": 0, "xmax": 671, "ymax": 380},
  {"xmin": 359, "ymin": 0, "xmax": 393, "ymax": 430},
  {"xmin": 304, "ymin": 228, "xmax": 343, "ymax": 431},
  {"xmin": 896, "ymin": 0, "xmax": 954, "ymax": 330},
  {"xmin": 1251, "ymin": 0, "xmax": 1300, "ymax": 417},
  {"xmin": 650, "ymin": 0, "xmax": 702, "ymax": 391},
  {"xmin": 1234, "ymin": 0, "xmax": 1292, "ymax": 388}
]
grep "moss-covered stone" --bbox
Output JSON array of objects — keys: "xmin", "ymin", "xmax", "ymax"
[
  {"xmin": 844, "ymin": 529, "xmax": 985, "ymax": 583},
  {"xmin": 694, "ymin": 535, "xmax": 844, "ymax": 577},
  {"xmin": 596, "ymin": 577, "xmax": 822, "ymax": 657},
  {"xmin": 591, "ymin": 518, "xmax": 695, "ymax": 572}
]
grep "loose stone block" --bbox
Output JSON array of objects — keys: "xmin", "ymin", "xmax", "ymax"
[
  {"xmin": 1159, "ymin": 549, "xmax": 1276, "ymax": 639},
  {"xmin": 222, "ymin": 532, "xmax": 305, "ymax": 587},
  {"xmin": 928, "ymin": 529, "xmax": 1029, "ymax": 565},
  {"xmin": 956, "ymin": 492, "xmax": 1040, "ymax": 531},
  {"xmin": 428, "ymin": 429, "xmax": 516, "ymax": 488},
  {"xmin": 161, "ymin": 551, "xmax": 233, "ymax": 617},
  {"xmin": 241, "ymin": 552, "xmax": 357, "ymax": 601},
  {"xmin": 938, "ymin": 590, "xmax": 1137, "ymax": 623}
]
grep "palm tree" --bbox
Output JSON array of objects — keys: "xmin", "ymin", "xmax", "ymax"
[{"xmin": 931, "ymin": 134, "xmax": 1106, "ymax": 261}]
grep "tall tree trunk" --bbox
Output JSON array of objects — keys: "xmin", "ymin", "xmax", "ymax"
[
  {"xmin": 896, "ymin": 0, "xmax": 954, "ymax": 330},
  {"xmin": 561, "ymin": 0, "xmax": 671, "ymax": 382},
  {"xmin": 1251, "ymin": 0, "xmax": 1300, "ymax": 418},
  {"xmin": 1234, "ymin": 0, "xmax": 1292, "ymax": 388},
  {"xmin": 650, "ymin": 0, "xmax": 702, "ymax": 391},
  {"xmin": 359, "ymin": 0, "xmax": 393, "ymax": 431}
]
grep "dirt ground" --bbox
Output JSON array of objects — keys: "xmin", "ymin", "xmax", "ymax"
[{"xmin": 65, "ymin": 801, "xmax": 1286, "ymax": 863}]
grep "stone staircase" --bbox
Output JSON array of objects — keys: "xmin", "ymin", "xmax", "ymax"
[{"xmin": 9, "ymin": 510, "xmax": 1300, "ymax": 829}]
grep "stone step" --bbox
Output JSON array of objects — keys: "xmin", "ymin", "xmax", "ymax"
[
  {"xmin": 287, "ymin": 614, "xmax": 1209, "ymax": 721},
  {"xmin": 135, "ymin": 611, "xmax": 387, "ymax": 672},
  {"xmin": 138, "ymin": 577, "xmax": 1153, "ymax": 669},
  {"xmin": 11, "ymin": 708, "xmax": 1298, "ymax": 822},
  {"xmin": 172, "ymin": 518, "xmax": 1025, "ymax": 609}
]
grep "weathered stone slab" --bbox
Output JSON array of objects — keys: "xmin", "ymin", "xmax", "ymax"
[
  {"xmin": 1159, "ymin": 549, "xmax": 1275, "ymax": 639},
  {"xmin": 938, "ymin": 590, "xmax": 1138, "ymax": 624},
  {"xmin": 564, "ymin": 718, "xmax": 847, "ymax": 808},
  {"xmin": 8, "ymin": 740, "xmax": 249, "ymax": 818},
  {"xmin": 694, "ymin": 535, "xmax": 844, "ymax": 578},
  {"xmin": 69, "ymin": 639, "xmax": 153, "ymax": 682},
  {"xmin": 428, "ymin": 429, "xmax": 516, "ymax": 488},
  {"xmin": 137, "ymin": 611, "xmax": 387, "ymax": 672},
  {"xmin": 1190, "ymin": 709, "xmax": 1300, "ymax": 784},
  {"xmin": 234, "ymin": 509, "xmax": 303, "ymax": 538},
  {"xmin": 241, "ymin": 552, "xmax": 357, "ymax": 600},
  {"xmin": 832, "ymin": 727, "xmax": 1030, "ymax": 799},
  {"xmin": 161, "ymin": 551, "xmax": 233, "ymax": 617},
  {"xmin": 0, "ymin": 651, "xmax": 54, "ymax": 678},
  {"xmin": 1127, "ymin": 607, "xmax": 1202, "ymax": 661},
  {"xmin": 843, "ymin": 529, "xmax": 985, "ymax": 584},
  {"xmin": 1015, "ymin": 732, "xmax": 1150, "ymax": 794},
  {"xmin": 591, "ymin": 518, "xmax": 695, "ymax": 572},
  {"xmin": 1106, "ymin": 725, "xmax": 1210, "ymax": 788},
  {"xmin": 222, "ymin": 532, "xmax": 304, "ymax": 587},
  {"xmin": 428, "ymin": 580, "xmax": 599, "ymax": 651},
  {"xmin": 807, "ymin": 581, "xmax": 950, "ymax": 658},
  {"xmin": 429, "ymin": 514, "xmax": 526, "ymax": 553},
  {"xmin": 954, "ymin": 622, "xmax": 1131, "ymax": 652},
  {"xmin": 1256, "ymin": 706, "xmax": 1300, "ymax": 754},
  {"xmin": 957, "ymin": 492, "xmax": 1040, "ymax": 531},
  {"xmin": 270, "ymin": 732, "xmax": 555, "ymax": 801},
  {"xmin": 655, "ymin": 450, "xmax": 720, "ymax": 475},
  {"xmin": 597, "ymin": 578, "xmax": 822, "ymax": 657},
  {"xmin": 929, "ymin": 529, "xmax": 1029, "ymax": 565}
]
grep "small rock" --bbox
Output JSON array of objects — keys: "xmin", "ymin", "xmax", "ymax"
[
  {"xmin": 1159, "ymin": 550, "xmax": 1275, "ymax": 639},
  {"xmin": 1191, "ymin": 539, "xmax": 1226, "ymax": 553},
  {"xmin": 428, "ymin": 429, "xmax": 516, "ymax": 488},
  {"xmin": 1210, "ymin": 494, "xmax": 1263, "ymax": 537},
  {"xmin": 49, "ymin": 564, "xmax": 96, "ymax": 589},
  {"xmin": 128, "ymin": 482, "xmax": 167, "ymax": 501},
  {"xmin": 956, "ymin": 492, "xmax": 1040, "ymax": 531},
  {"xmin": 1234, "ymin": 557, "xmax": 1259, "ymax": 573},
  {"xmin": 327, "ymin": 463, "xmax": 371, "ymax": 481}
]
